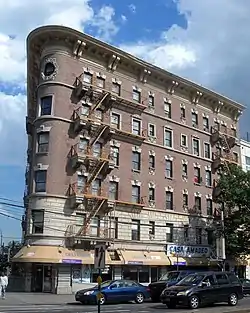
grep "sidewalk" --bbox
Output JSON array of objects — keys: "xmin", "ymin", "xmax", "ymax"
[{"xmin": 0, "ymin": 293, "xmax": 75, "ymax": 306}]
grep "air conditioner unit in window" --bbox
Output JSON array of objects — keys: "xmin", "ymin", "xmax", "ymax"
[{"xmin": 37, "ymin": 163, "xmax": 43, "ymax": 169}]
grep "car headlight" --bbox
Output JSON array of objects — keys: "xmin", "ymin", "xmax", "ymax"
[
  {"xmin": 177, "ymin": 291, "xmax": 188, "ymax": 296},
  {"xmin": 84, "ymin": 291, "xmax": 94, "ymax": 295}
]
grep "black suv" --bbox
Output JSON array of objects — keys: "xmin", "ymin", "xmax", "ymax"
[
  {"xmin": 148, "ymin": 270, "xmax": 195, "ymax": 302},
  {"xmin": 160, "ymin": 271, "xmax": 244, "ymax": 309}
]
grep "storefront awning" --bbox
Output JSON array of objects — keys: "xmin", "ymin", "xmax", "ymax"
[
  {"xmin": 168, "ymin": 256, "xmax": 187, "ymax": 266},
  {"xmin": 118, "ymin": 250, "xmax": 171, "ymax": 266},
  {"xmin": 12, "ymin": 246, "xmax": 111, "ymax": 264}
]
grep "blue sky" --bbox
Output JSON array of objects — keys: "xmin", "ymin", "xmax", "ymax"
[{"xmin": 1, "ymin": 0, "xmax": 250, "ymax": 242}]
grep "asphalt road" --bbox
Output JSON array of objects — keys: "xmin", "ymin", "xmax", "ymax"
[{"xmin": 0, "ymin": 297, "xmax": 250, "ymax": 313}]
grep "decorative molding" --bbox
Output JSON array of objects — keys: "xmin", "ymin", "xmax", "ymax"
[
  {"xmin": 132, "ymin": 146, "xmax": 142, "ymax": 153},
  {"xmin": 194, "ymin": 192, "xmax": 202, "ymax": 197},
  {"xmin": 231, "ymin": 124, "xmax": 237, "ymax": 130},
  {"xmin": 36, "ymin": 125, "xmax": 52, "ymax": 133},
  {"xmin": 191, "ymin": 108, "xmax": 198, "ymax": 114},
  {"xmin": 41, "ymin": 57, "xmax": 58, "ymax": 81},
  {"xmin": 96, "ymin": 72, "xmax": 106, "ymax": 79},
  {"xmin": 206, "ymin": 194, "xmax": 212, "ymax": 199},
  {"xmin": 148, "ymin": 136, "xmax": 157, "ymax": 144},
  {"xmin": 193, "ymin": 162, "xmax": 201, "ymax": 168},
  {"xmin": 165, "ymin": 186, "xmax": 174, "ymax": 192},
  {"xmin": 167, "ymin": 80, "xmax": 179, "ymax": 94},
  {"xmin": 34, "ymin": 164, "xmax": 49, "ymax": 171},
  {"xmin": 148, "ymin": 181, "xmax": 156, "ymax": 188},
  {"xmin": 111, "ymin": 77, "xmax": 122, "ymax": 85},
  {"xmin": 182, "ymin": 159, "xmax": 188, "ymax": 165},
  {"xmin": 77, "ymin": 170, "xmax": 88, "ymax": 176},
  {"xmin": 191, "ymin": 91, "xmax": 203, "ymax": 104},
  {"xmin": 149, "ymin": 150, "xmax": 155, "ymax": 156},
  {"xmin": 110, "ymin": 140, "xmax": 121, "ymax": 147},
  {"xmin": 109, "ymin": 175, "xmax": 120, "ymax": 182},
  {"xmin": 132, "ymin": 85, "xmax": 142, "ymax": 92},
  {"xmin": 165, "ymin": 155, "xmax": 174, "ymax": 161},
  {"xmin": 202, "ymin": 113, "xmax": 209, "ymax": 118},
  {"xmin": 83, "ymin": 67, "xmax": 93, "ymax": 74},
  {"xmin": 131, "ymin": 180, "xmax": 141, "ymax": 186},
  {"xmin": 233, "ymin": 109, "xmax": 242, "ymax": 122},
  {"xmin": 108, "ymin": 54, "xmax": 120, "ymax": 71},
  {"xmin": 148, "ymin": 91, "xmax": 155, "ymax": 96},
  {"xmin": 73, "ymin": 40, "xmax": 86, "ymax": 57},
  {"xmin": 214, "ymin": 100, "xmax": 224, "ymax": 114},
  {"xmin": 140, "ymin": 68, "xmax": 151, "ymax": 83},
  {"xmin": 164, "ymin": 97, "xmax": 172, "ymax": 104},
  {"xmin": 205, "ymin": 165, "xmax": 211, "ymax": 171},
  {"xmin": 182, "ymin": 189, "xmax": 188, "ymax": 194},
  {"xmin": 180, "ymin": 103, "xmax": 185, "ymax": 108},
  {"xmin": 220, "ymin": 120, "xmax": 227, "ymax": 126}
]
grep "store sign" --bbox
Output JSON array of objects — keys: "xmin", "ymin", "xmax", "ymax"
[
  {"xmin": 127, "ymin": 261, "xmax": 143, "ymax": 265},
  {"xmin": 166, "ymin": 245, "xmax": 211, "ymax": 258},
  {"xmin": 62, "ymin": 259, "xmax": 82, "ymax": 264},
  {"xmin": 174, "ymin": 261, "xmax": 187, "ymax": 266}
]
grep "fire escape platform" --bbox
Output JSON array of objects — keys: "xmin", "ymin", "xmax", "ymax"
[
  {"xmin": 114, "ymin": 200, "xmax": 145, "ymax": 209},
  {"xmin": 110, "ymin": 128, "xmax": 146, "ymax": 145},
  {"xmin": 111, "ymin": 95, "xmax": 147, "ymax": 114}
]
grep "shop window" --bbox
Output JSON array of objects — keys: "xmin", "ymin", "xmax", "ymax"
[
  {"xmin": 150, "ymin": 267, "xmax": 158, "ymax": 283},
  {"xmin": 123, "ymin": 267, "xmax": 138, "ymax": 281},
  {"xmin": 139, "ymin": 267, "xmax": 149, "ymax": 283}
]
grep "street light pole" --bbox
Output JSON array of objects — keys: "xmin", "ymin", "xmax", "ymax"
[{"xmin": 221, "ymin": 205, "xmax": 226, "ymax": 271}]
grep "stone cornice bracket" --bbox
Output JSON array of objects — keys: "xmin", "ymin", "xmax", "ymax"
[
  {"xmin": 191, "ymin": 90, "xmax": 203, "ymax": 104},
  {"xmin": 233, "ymin": 109, "xmax": 242, "ymax": 122},
  {"xmin": 73, "ymin": 40, "xmax": 86, "ymax": 57},
  {"xmin": 167, "ymin": 80, "xmax": 179, "ymax": 94},
  {"xmin": 108, "ymin": 54, "xmax": 120, "ymax": 71},
  {"xmin": 139, "ymin": 68, "xmax": 151, "ymax": 83},
  {"xmin": 214, "ymin": 100, "xmax": 224, "ymax": 114}
]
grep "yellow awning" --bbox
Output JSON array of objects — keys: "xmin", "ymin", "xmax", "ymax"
[
  {"xmin": 168, "ymin": 256, "xmax": 187, "ymax": 266},
  {"xmin": 12, "ymin": 246, "xmax": 111, "ymax": 264},
  {"xmin": 118, "ymin": 250, "xmax": 171, "ymax": 266}
]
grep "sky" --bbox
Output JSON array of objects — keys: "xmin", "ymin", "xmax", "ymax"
[{"xmin": 1, "ymin": 0, "xmax": 250, "ymax": 242}]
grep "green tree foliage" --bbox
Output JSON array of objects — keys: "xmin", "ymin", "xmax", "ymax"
[{"xmin": 214, "ymin": 164, "xmax": 250, "ymax": 257}]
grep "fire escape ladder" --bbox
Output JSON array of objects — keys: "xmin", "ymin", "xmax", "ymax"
[
  {"xmin": 90, "ymin": 92, "xmax": 110, "ymax": 114},
  {"xmin": 90, "ymin": 125, "xmax": 109, "ymax": 147},
  {"xmin": 220, "ymin": 134, "xmax": 230, "ymax": 153},
  {"xmin": 87, "ymin": 161, "xmax": 106, "ymax": 185}
]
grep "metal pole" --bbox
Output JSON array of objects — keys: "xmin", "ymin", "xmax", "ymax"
[
  {"xmin": 98, "ymin": 268, "xmax": 101, "ymax": 313},
  {"xmin": 176, "ymin": 254, "xmax": 179, "ymax": 271},
  {"xmin": 221, "ymin": 204, "xmax": 226, "ymax": 271}
]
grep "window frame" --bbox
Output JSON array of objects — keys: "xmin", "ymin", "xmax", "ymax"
[
  {"xmin": 40, "ymin": 95, "xmax": 53, "ymax": 116},
  {"xmin": 148, "ymin": 123, "xmax": 156, "ymax": 137},
  {"xmin": 165, "ymin": 160, "xmax": 173, "ymax": 178},
  {"xmin": 164, "ymin": 128, "xmax": 173, "ymax": 148},
  {"xmin": 204, "ymin": 143, "xmax": 211, "ymax": 159},
  {"xmin": 132, "ymin": 185, "xmax": 141, "ymax": 204},
  {"xmin": 108, "ymin": 181, "xmax": 119, "ymax": 200},
  {"xmin": 149, "ymin": 155, "xmax": 155, "ymax": 169},
  {"xmin": 110, "ymin": 112, "xmax": 121, "ymax": 129},
  {"xmin": 205, "ymin": 170, "xmax": 212, "ymax": 187},
  {"xmin": 34, "ymin": 170, "xmax": 47, "ymax": 193},
  {"xmin": 32, "ymin": 209, "xmax": 44, "ymax": 234},
  {"xmin": 192, "ymin": 138, "xmax": 200, "ymax": 156},
  {"xmin": 37, "ymin": 132, "xmax": 49, "ymax": 153},
  {"xmin": 132, "ymin": 118, "xmax": 141, "ymax": 135},
  {"xmin": 132, "ymin": 151, "xmax": 141, "ymax": 171},
  {"xmin": 164, "ymin": 101, "xmax": 172, "ymax": 118},
  {"xmin": 166, "ymin": 223, "xmax": 174, "ymax": 242},
  {"xmin": 191, "ymin": 112, "xmax": 198, "ymax": 127},
  {"xmin": 131, "ymin": 219, "xmax": 140, "ymax": 240},
  {"xmin": 165, "ymin": 191, "xmax": 173, "ymax": 210},
  {"xmin": 181, "ymin": 134, "xmax": 188, "ymax": 147}
]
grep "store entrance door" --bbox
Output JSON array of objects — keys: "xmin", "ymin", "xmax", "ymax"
[{"xmin": 32, "ymin": 264, "xmax": 53, "ymax": 292}]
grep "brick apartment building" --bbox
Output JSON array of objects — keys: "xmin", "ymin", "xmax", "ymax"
[{"xmin": 12, "ymin": 25, "xmax": 244, "ymax": 293}]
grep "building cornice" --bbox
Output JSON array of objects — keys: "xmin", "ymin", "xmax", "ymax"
[{"xmin": 27, "ymin": 25, "xmax": 245, "ymax": 118}]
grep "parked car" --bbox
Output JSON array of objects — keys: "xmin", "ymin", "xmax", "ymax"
[
  {"xmin": 148, "ymin": 270, "xmax": 196, "ymax": 302},
  {"xmin": 160, "ymin": 271, "xmax": 244, "ymax": 309},
  {"xmin": 240, "ymin": 278, "xmax": 250, "ymax": 295},
  {"xmin": 75, "ymin": 279, "xmax": 150, "ymax": 305}
]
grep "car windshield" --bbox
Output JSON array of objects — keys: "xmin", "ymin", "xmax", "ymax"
[
  {"xmin": 160, "ymin": 272, "xmax": 179, "ymax": 281},
  {"xmin": 176, "ymin": 274, "xmax": 205, "ymax": 286}
]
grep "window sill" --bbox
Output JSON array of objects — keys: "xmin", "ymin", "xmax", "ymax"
[
  {"xmin": 205, "ymin": 185, "xmax": 213, "ymax": 188},
  {"xmin": 36, "ymin": 151, "xmax": 49, "ymax": 156},
  {"xmin": 194, "ymin": 183, "xmax": 202, "ymax": 186},
  {"xmin": 132, "ymin": 169, "xmax": 141, "ymax": 173},
  {"xmin": 165, "ymin": 177, "xmax": 173, "ymax": 180}
]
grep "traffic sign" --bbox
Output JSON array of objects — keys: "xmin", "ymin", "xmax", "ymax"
[{"xmin": 94, "ymin": 244, "xmax": 106, "ymax": 269}]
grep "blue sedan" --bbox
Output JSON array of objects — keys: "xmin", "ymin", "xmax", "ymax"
[{"xmin": 75, "ymin": 279, "xmax": 151, "ymax": 305}]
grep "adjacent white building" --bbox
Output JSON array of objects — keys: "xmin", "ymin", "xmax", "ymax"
[{"xmin": 240, "ymin": 138, "xmax": 250, "ymax": 172}]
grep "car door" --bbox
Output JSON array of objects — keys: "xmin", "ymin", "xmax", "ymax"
[
  {"xmin": 108, "ymin": 281, "xmax": 126, "ymax": 302},
  {"xmin": 197, "ymin": 274, "xmax": 217, "ymax": 304},
  {"xmin": 242, "ymin": 279, "xmax": 250, "ymax": 294},
  {"xmin": 214, "ymin": 273, "xmax": 231, "ymax": 301},
  {"xmin": 123, "ymin": 280, "xmax": 140, "ymax": 301}
]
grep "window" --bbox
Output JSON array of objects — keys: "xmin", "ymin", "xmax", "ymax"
[
  {"xmin": 93, "ymin": 142, "xmax": 102, "ymax": 157},
  {"xmin": 132, "ymin": 185, "xmax": 140, "ymax": 203},
  {"xmin": 220, "ymin": 124, "xmax": 227, "ymax": 133},
  {"xmin": 227, "ymin": 273, "xmax": 240, "ymax": 284},
  {"xmin": 180, "ymin": 107, "xmax": 186, "ymax": 118},
  {"xmin": 79, "ymin": 138, "xmax": 88, "ymax": 153},
  {"xmin": 112, "ymin": 83, "xmax": 120, "ymax": 95},
  {"xmin": 132, "ymin": 151, "xmax": 141, "ymax": 171},
  {"xmin": 195, "ymin": 196, "xmax": 201, "ymax": 212},
  {"xmin": 149, "ymin": 187, "xmax": 155, "ymax": 201},
  {"xmin": 194, "ymin": 167, "xmax": 201, "ymax": 184},
  {"xmin": 32, "ymin": 210, "xmax": 44, "ymax": 234},
  {"xmin": 90, "ymin": 216, "xmax": 99, "ymax": 236},
  {"xmin": 35, "ymin": 170, "xmax": 47, "ymax": 192},
  {"xmin": 77, "ymin": 174, "xmax": 86, "ymax": 192},
  {"xmin": 181, "ymin": 134, "xmax": 187, "ymax": 147},
  {"xmin": 164, "ymin": 128, "xmax": 173, "ymax": 147},
  {"xmin": 231, "ymin": 128, "xmax": 237, "ymax": 137},
  {"xmin": 192, "ymin": 138, "xmax": 200, "ymax": 156},
  {"xmin": 206, "ymin": 199, "xmax": 213, "ymax": 215},
  {"xmin": 132, "ymin": 119, "xmax": 141, "ymax": 135},
  {"xmin": 131, "ymin": 219, "xmax": 140, "ymax": 240},
  {"xmin": 233, "ymin": 152, "xmax": 238, "ymax": 163},
  {"xmin": 166, "ymin": 223, "xmax": 173, "ymax": 242},
  {"xmin": 149, "ymin": 155, "xmax": 155, "ymax": 169},
  {"xmin": 183, "ymin": 194, "xmax": 188, "ymax": 207},
  {"xmin": 149, "ymin": 221, "xmax": 155, "ymax": 235},
  {"xmin": 203, "ymin": 116, "xmax": 209, "ymax": 132},
  {"xmin": 164, "ymin": 102, "xmax": 171, "ymax": 118},
  {"xmin": 148, "ymin": 95, "xmax": 154, "ymax": 107},
  {"xmin": 133, "ymin": 90, "xmax": 141, "ymax": 102},
  {"xmin": 111, "ymin": 113, "xmax": 121, "ymax": 129},
  {"xmin": 110, "ymin": 217, "xmax": 118, "ymax": 239},
  {"xmin": 148, "ymin": 124, "xmax": 156, "ymax": 137},
  {"xmin": 109, "ymin": 182, "xmax": 118, "ymax": 200},
  {"xmin": 96, "ymin": 77, "xmax": 105, "ymax": 88},
  {"xmin": 81, "ymin": 105, "xmax": 89, "ymax": 116},
  {"xmin": 165, "ymin": 160, "xmax": 173, "ymax": 178},
  {"xmin": 196, "ymin": 227, "xmax": 202, "ymax": 244},
  {"xmin": 192, "ymin": 112, "xmax": 198, "ymax": 127},
  {"xmin": 215, "ymin": 273, "xmax": 229, "ymax": 285},
  {"xmin": 205, "ymin": 170, "xmax": 212, "ymax": 186},
  {"xmin": 92, "ymin": 179, "xmax": 101, "ymax": 196},
  {"xmin": 40, "ymin": 96, "xmax": 52, "ymax": 116},
  {"xmin": 111, "ymin": 147, "xmax": 119, "ymax": 166},
  {"xmin": 184, "ymin": 225, "xmax": 189, "ymax": 241},
  {"xmin": 44, "ymin": 62, "xmax": 55, "ymax": 76},
  {"xmin": 182, "ymin": 164, "xmax": 188, "ymax": 177},
  {"xmin": 83, "ymin": 72, "xmax": 92, "ymax": 84},
  {"xmin": 207, "ymin": 229, "xmax": 214, "ymax": 245},
  {"xmin": 245, "ymin": 156, "xmax": 250, "ymax": 165},
  {"xmin": 165, "ymin": 191, "xmax": 173, "ymax": 210},
  {"xmin": 204, "ymin": 143, "xmax": 211, "ymax": 159},
  {"xmin": 37, "ymin": 132, "xmax": 49, "ymax": 153}
]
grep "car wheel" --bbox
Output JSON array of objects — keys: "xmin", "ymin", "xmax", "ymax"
[
  {"xmin": 228, "ymin": 293, "xmax": 238, "ymax": 306},
  {"xmin": 135, "ymin": 292, "xmax": 144, "ymax": 304},
  {"xmin": 188, "ymin": 295, "xmax": 200, "ymax": 309},
  {"xmin": 166, "ymin": 301, "xmax": 176, "ymax": 309}
]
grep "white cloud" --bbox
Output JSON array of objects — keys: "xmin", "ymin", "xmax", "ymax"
[
  {"xmin": 0, "ymin": 0, "xmax": 119, "ymax": 166},
  {"xmin": 120, "ymin": 0, "xmax": 250, "ymax": 127},
  {"xmin": 128, "ymin": 4, "xmax": 136, "ymax": 14},
  {"xmin": 121, "ymin": 15, "xmax": 127, "ymax": 23}
]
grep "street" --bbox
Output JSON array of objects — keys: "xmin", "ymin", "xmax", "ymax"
[{"xmin": 0, "ymin": 297, "xmax": 250, "ymax": 313}]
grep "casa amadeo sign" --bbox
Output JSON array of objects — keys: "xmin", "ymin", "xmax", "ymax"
[{"xmin": 166, "ymin": 244, "xmax": 211, "ymax": 258}]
